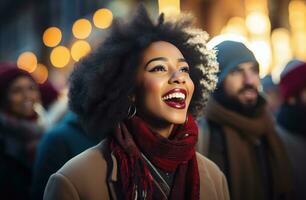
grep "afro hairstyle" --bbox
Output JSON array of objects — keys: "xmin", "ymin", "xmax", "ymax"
[{"xmin": 69, "ymin": 4, "xmax": 218, "ymax": 135}]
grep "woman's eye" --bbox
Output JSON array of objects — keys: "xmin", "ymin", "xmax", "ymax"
[
  {"xmin": 149, "ymin": 65, "xmax": 166, "ymax": 72},
  {"xmin": 180, "ymin": 66, "xmax": 190, "ymax": 73}
]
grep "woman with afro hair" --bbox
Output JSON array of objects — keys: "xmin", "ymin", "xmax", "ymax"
[{"xmin": 44, "ymin": 5, "xmax": 229, "ymax": 200}]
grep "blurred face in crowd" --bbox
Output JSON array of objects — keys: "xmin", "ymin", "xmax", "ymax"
[
  {"xmin": 299, "ymin": 87, "xmax": 306, "ymax": 105},
  {"xmin": 6, "ymin": 76, "xmax": 41, "ymax": 119},
  {"xmin": 288, "ymin": 87, "xmax": 306, "ymax": 109},
  {"xmin": 223, "ymin": 62, "xmax": 260, "ymax": 107},
  {"xmin": 265, "ymin": 89, "xmax": 281, "ymax": 114},
  {"xmin": 135, "ymin": 41, "xmax": 194, "ymax": 137}
]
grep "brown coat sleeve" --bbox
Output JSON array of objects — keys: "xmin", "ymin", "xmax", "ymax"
[
  {"xmin": 43, "ymin": 141, "xmax": 111, "ymax": 200},
  {"xmin": 44, "ymin": 173, "xmax": 80, "ymax": 200},
  {"xmin": 197, "ymin": 153, "xmax": 230, "ymax": 200}
]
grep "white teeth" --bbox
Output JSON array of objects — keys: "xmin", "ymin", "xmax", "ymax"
[{"xmin": 162, "ymin": 92, "xmax": 186, "ymax": 101}]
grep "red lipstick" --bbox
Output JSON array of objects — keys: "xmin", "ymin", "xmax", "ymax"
[{"xmin": 162, "ymin": 88, "xmax": 187, "ymax": 109}]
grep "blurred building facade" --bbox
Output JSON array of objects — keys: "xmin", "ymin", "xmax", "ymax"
[{"xmin": 0, "ymin": 0, "xmax": 305, "ymax": 87}]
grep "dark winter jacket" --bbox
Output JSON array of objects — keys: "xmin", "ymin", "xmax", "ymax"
[
  {"xmin": 0, "ymin": 112, "xmax": 43, "ymax": 200},
  {"xmin": 31, "ymin": 112, "xmax": 99, "ymax": 200},
  {"xmin": 197, "ymin": 97, "xmax": 293, "ymax": 200},
  {"xmin": 276, "ymin": 104, "xmax": 306, "ymax": 200}
]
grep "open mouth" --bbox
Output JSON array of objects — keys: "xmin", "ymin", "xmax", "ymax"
[
  {"xmin": 162, "ymin": 88, "xmax": 187, "ymax": 109},
  {"xmin": 240, "ymin": 89, "xmax": 257, "ymax": 99}
]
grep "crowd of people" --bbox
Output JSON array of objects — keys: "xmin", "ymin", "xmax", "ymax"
[{"xmin": 1, "ymin": 5, "xmax": 305, "ymax": 200}]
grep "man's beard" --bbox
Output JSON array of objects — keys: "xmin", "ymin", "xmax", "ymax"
[{"xmin": 213, "ymin": 84, "xmax": 264, "ymax": 117}]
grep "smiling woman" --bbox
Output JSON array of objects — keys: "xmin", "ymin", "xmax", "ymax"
[
  {"xmin": 0, "ymin": 63, "xmax": 44, "ymax": 199},
  {"xmin": 43, "ymin": 4, "xmax": 229, "ymax": 200}
]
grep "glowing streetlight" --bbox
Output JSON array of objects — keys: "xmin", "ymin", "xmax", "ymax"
[
  {"xmin": 72, "ymin": 19, "xmax": 92, "ymax": 39},
  {"xmin": 17, "ymin": 51, "xmax": 38, "ymax": 73},
  {"xmin": 158, "ymin": 0, "xmax": 180, "ymax": 16},
  {"xmin": 71, "ymin": 40, "xmax": 91, "ymax": 62},
  {"xmin": 43, "ymin": 27, "xmax": 62, "ymax": 47},
  {"xmin": 50, "ymin": 46, "xmax": 70, "ymax": 68},
  {"xmin": 93, "ymin": 8, "xmax": 113, "ymax": 29},
  {"xmin": 31, "ymin": 63, "xmax": 48, "ymax": 84},
  {"xmin": 250, "ymin": 40, "xmax": 272, "ymax": 77},
  {"xmin": 246, "ymin": 11, "xmax": 271, "ymax": 35}
]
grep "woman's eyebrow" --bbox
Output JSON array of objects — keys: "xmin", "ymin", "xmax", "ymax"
[
  {"xmin": 145, "ymin": 57, "xmax": 168, "ymax": 68},
  {"xmin": 177, "ymin": 58, "xmax": 187, "ymax": 63},
  {"xmin": 145, "ymin": 57, "xmax": 187, "ymax": 68}
]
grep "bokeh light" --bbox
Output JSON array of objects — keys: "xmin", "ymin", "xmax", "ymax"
[
  {"xmin": 17, "ymin": 51, "xmax": 38, "ymax": 73},
  {"xmin": 207, "ymin": 34, "xmax": 249, "ymax": 50},
  {"xmin": 250, "ymin": 40, "xmax": 272, "ymax": 77},
  {"xmin": 289, "ymin": 0, "xmax": 306, "ymax": 30},
  {"xmin": 72, "ymin": 19, "xmax": 92, "ymax": 39},
  {"xmin": 271, "ymin": 28, "xmax": 292, "ymax": 83},
  {"xmin": 31, "ymin": 63, "xmax": 48, "ymax": 84},
  {"xmin": 93, "ymin": 8, "xmax": 113, "ymax": 29},
  {"xmin": 158, "ymin": 0, "xmax": 180, "ymax": 16},
  {"xmin": 50, "ymin": 46, "xmax": 70, "ymax": 68},
  {"xmin": 71, "ymin": 40, "xmax": 91, "ymax": 62},
  {"xmin": 221, "ymin": 17, "xmax": 247, "ymax": 37},
  {"xmin": 246, "ymin": 11, "xmax": 271, "ymax": 35},
  {"xmin": 43, "ymin": 27, "xmax": 62, "ymax": 47}
]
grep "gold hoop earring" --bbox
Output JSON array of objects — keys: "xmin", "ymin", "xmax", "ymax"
[{"xmin": 127, "ymin": 104, "xmax": 137, "ymax": 119}]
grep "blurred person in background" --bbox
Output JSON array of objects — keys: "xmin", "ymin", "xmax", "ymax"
[
  {"xmin": 38, "ymin": 80, "xmax": 66, "ymax": 129},
  {"xmin": 261, "ymin": 75, "xmax": 281, "ymax": 116},
  {"xmin": 197, "ymin": 40, "xmax": 293, "ymax": 200},
  {"xmin": 276, "ymin": 60, "xmax": 306, "ymax": 200},
  {"xmin": 31, "ymin": 111, "xmax": 100, "ymax": 200},
  {"xmin": 0, "ymin": 62, "xmax": 44, "ymax": 199},
  {"xmin": 43, "ymin": 5, "xmax": 230, "ymax": 200}
]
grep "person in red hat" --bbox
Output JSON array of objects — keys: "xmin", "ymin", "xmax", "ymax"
[
  {"xmin": 276, "ymin": 60, "xmax": 306, "ymax": 200},
  {"xmin": 0, "ymin": 62, "xmax": 44, "ymax": 199}
]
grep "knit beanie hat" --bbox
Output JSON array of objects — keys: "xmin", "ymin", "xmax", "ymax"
[
  {"xmin": 279, "ymin": 60, "xmax": 306, "ymax": 100},
  {"xmin": 215, "ymin": 40, "xmax": 258, "ymax": 85},
  {"xmin": 39, "ymin": 81, "xmax": 59, "ymax": 109},
  {"xmin": 261, "ymin": 75, "xmax": 278, "ymax": 93}
]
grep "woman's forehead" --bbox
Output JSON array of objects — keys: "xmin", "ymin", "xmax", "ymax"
[{"xmin": 141, "ymin": 41, "xmax": 184, "ymax": 61}]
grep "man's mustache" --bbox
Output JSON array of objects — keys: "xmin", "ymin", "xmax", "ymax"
[{"xmin": 238, "ymin": 85, "xmax": 258, "ymax": 95}]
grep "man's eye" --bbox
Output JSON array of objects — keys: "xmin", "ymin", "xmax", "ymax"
[
  {"xmin": 231, "ymin": 68, "xmax": 243, "ymax": 74},
  {"xmin": 149, "ymin": 65, "xmax": 166, "ymax": 72},
  {"xmin": 180, "ymin": 66, "xmax": 190, "ymax": 73}
]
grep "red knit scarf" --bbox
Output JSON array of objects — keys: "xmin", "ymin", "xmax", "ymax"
[{"xmin": 110, "ymin": 114, "xmax": 200, "ymax": 200}]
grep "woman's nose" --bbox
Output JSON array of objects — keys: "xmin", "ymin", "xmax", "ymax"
[{"xmin": 169, "ymin": 71, "xmax": 186, "ymax": 84}]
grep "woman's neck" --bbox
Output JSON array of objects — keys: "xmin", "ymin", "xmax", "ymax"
[{"xmin": 136, "ymin": 114, "xmax": 174, "ymax": 138}]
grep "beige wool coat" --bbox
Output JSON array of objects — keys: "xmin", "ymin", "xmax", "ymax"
[{"xmin": 44, "ymin": 140, "xmax": 230, "ymax": 200}]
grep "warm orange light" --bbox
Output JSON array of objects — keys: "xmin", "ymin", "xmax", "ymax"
[
  {"xmin": 221, "ymin": 17, "xmax": 247, "ymax": 37},
  {"xmin": 289, "ymin": 0, "xmax": 306, "ymax": 29},
  {"xmin": 50, "ymin": 46, "xmax": 70, "ymax": 68},
  {"xmin": 158, "ymin": 0, "xmax": 180, "ymax": 16},
  {"xmin": 250, "ymin": 40, "xmax": 272, "ymax": 77},
  {"xmin": 31, "ymin": 63, "xmax": 48, "ymax": 84},
  {"xmin": 17, "ymin": 51, "xmax": 38, "ymax": 73},
  {"xmin": 246, "ymin": 11, "xmax": 270, "ymax": 35},
  {"xmin": 271, "ymin": 28, "xmax": 292, "ymax": 55},
  {"xmin": 293, "ymin": 32, "xmax": 306, "ymax": 59},
  {"xmin": 93, "ymin": 8, "xmax": 113, "ymax": 29},
  {"xmin": 71, "ymin": 40, "xmax": 91, "ymax": 62},
  {"xmin": 271, "ymin": 28, "xmax": 292, "ymax": 83},
  {"xmin": 72, "ymin": 19, "xmax": 92, "ymax": 39},
  {"xmin": 43, "ymin": 27, "xmax": 62, "ymax": 47}
]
